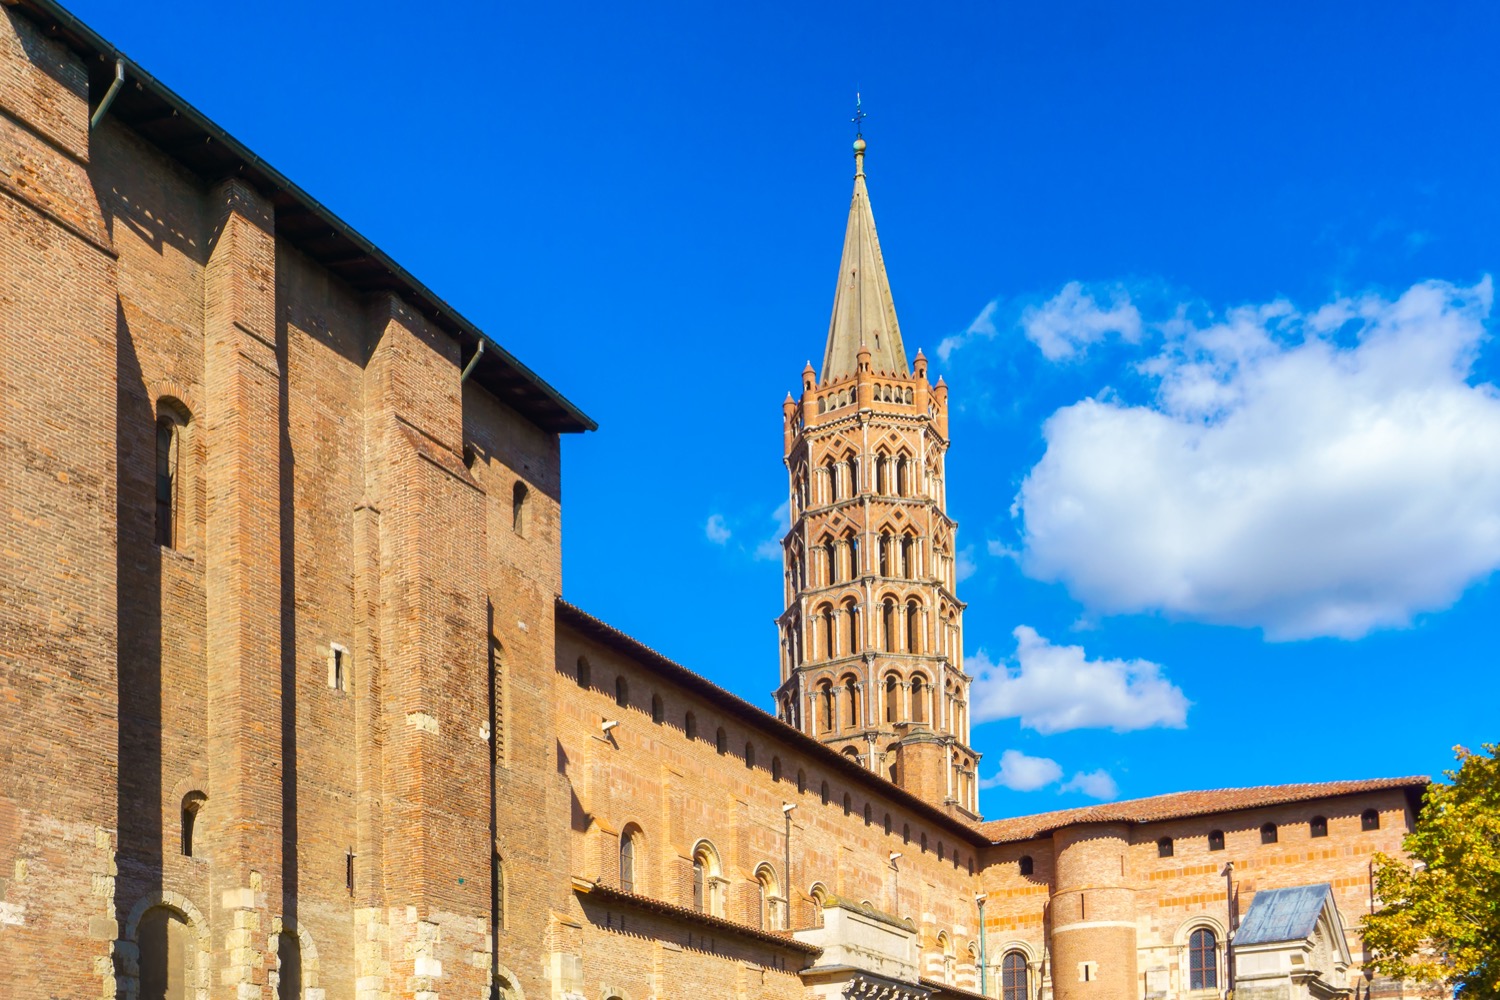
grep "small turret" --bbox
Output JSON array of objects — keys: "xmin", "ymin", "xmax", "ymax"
[{"xmin": 913, "ymin": 348, "xmax": 928, "ymax": 381}]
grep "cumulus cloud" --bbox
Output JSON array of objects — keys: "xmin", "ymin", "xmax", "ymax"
[
  {"xmin": 1060, "ymin": 769, "xmax": 1119, "ymax": 800},
  {"xmin": 753, "ymin": 500, "xmax": 791, "ymax": 561},
  {"xmin": 1017, "ymin": 277, "xmax": 1500, "ymax": 640},
  {"xmin": 938, "ymin": 300, "xmax": 999, "ymax": 362},
  {"xmin": 970, "ymin": 627, "xmax": 1189, "ymax": 734},
  {"xmin": 956, "ymin": 545, "xmax": 978, "ymax": 582},
  {"xmin": 1022, "ymin": 281, "xmax": 1143, "ymax": 361},
  {"xmin": 705, "ymin": 514, "xmax": 731, "ymax": 545},
  {"xmin": 980, "ymin": 749, "xmax": 1064, "ymax": 791}
]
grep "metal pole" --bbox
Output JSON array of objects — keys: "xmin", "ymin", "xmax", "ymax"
[
  {"xmin": 1222, "ymin": 862, "xmax": 1235, "ymax": 993},
  {"xmin": 977, "ymin": 895, "xmax": 988, "ymax": 996}
]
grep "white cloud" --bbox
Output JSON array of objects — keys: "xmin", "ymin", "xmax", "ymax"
[
  {"xmin": 753, "ymin": 499, "xmax": 791, "ymax": 561},
  {"xmin": 1017, "ymin": 277, "xmax": 1500, "ymax": 640},
  {"xmin": 987, "ymin": 538, "xmax": 1020, "ymax": 561},
  {"xmin": 956, "ymin": 545, "xmax": 978, "ymax": 582},
  {"xmin": 705, "ymin": 514, "xmax": 731, "ymax": 545},
  {"xmin": 980, "ymin": 749, "xmax": 1063, "ymax": 791},
  {"xmin": 970, "ymin": 626, "xmax": 1189, "ymax": 734},
  {"xmin": 1022, "ymin": 281, "xmax": 1143, "ymax": 361},
  {"xmin": 938, "ymin": 300, "xmax": 999, "ymax": 362},
  {"xmin": 1060, "ymin": 769, "xmax": 1119, "ymax": 800}
]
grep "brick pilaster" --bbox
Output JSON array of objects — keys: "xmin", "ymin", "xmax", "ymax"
[{"xmin": 203, "ymin": 178, "xmax": 282, "ymax": 999}]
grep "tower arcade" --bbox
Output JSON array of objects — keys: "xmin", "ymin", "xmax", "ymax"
[{"xmin": 775, "ymin": 137, "xmax": 979, "ymax": 818}]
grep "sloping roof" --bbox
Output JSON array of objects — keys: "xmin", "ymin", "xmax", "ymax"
[
  {"xmin": 574, "ymin": 878, "xmax": 823, "ymax": 955},
  {"xmin": 556, "ymin": 599, "xmax": 990, "ymax": 845},
  {"xmin": 821, "ymin": 140, "xmax": 907, "ymax": 381},
  {"xmin": 10, "ymin": 0, "xmax": 594, "ymax": 434},
  {"xmin": 979, "ymin": 776, "xmax": 1428, "ymax": 843},
  {"xmin": 1235, "ymin": 883, "xmax": 1333, "ymax": 946}
]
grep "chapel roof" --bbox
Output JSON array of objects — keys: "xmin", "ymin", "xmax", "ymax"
[
  {"xmin": 1235, "ymin": 882, "xmax": 1335, "ymax": 946},
  {"xmin": 978, "ymin": 776, "xmax": 1428, "ymax": 844}
]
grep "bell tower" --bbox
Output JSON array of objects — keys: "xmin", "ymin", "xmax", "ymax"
[{"xmin": 774, "ymin": 136, "xmax": 979, "ymax": 818}]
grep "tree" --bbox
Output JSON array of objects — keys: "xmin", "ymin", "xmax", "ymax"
[{"xmin": 1362, "ymin": 743, "xmax": 1500, "ymax": 999}]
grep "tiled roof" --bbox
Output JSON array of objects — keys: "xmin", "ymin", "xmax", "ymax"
[
  {"xmin": 978, "ymin": 776, "xmax": 1428, "ymax": 844},
  {"xmin": 573, "ymin": 878, "xmax": 823, "ymax": 955}
]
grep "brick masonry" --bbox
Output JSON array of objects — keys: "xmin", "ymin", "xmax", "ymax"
[{"xmin": 0, "ymin": 5, "xmax": 1430, "ymax": 1000}]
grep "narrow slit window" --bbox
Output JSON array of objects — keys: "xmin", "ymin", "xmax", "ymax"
[
  {"xmin": 328, "ymin": 643, "xmax": 349, "ymax": 692},
  {"xmin": 346, "ymin": 848, "xmax": 355, "ymax": 896},
  {"xmin": 154, "ymin": 413, "xmax": 184, "ymax": 548},
  {"xmin": 181, "ymin": 792, "xmax": 205, "ymax": 857},
  {"xmin": 512, "ymin": 481, "xmax": 529, "ymax": 536}
]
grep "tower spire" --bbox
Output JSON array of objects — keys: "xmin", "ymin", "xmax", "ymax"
[{"xmin": 821, "ymin": 119, "xmax": 906, "ymax": 382}]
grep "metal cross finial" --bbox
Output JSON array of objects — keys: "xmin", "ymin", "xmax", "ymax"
[{"xmin": 852, "ymin": 92, "xmax": 867, "ymax": 138}]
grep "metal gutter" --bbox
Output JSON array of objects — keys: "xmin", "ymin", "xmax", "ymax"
[{"xmin": 10, "ymin": 0, "xmax": 595, "ymax": 434}]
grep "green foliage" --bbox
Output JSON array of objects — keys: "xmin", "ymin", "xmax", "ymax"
[{"xmin": 1362, "ymin": 744, "xmax": 1500, "ymax": 999}]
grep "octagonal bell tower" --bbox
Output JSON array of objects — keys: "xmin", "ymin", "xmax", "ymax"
[{"xmin": 773, "ymin": 136, "xmax": 979, "ymax": 819}]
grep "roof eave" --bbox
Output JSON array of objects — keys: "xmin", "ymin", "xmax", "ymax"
[{"xmin": 9, "ymin": 0, "xmax": 596, "ymax": 435}]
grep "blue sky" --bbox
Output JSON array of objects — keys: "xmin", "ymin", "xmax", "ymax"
[{"xmin": 78, "ymin": 0, "xmax": 1500, "ymax": 816}]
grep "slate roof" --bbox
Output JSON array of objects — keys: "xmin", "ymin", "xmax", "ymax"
[
  {"xmin": 978, "ymin": 776, "xmax": 1428, "ymax": 843},
  {"xmin": 1236, "ymin": 883, "xmax": 1334, "ymax": 946}
]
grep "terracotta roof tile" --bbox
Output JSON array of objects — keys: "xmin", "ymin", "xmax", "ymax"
[{"xmin": 978, "ymin": 776, "xmax": 1428, "ymax": 844}]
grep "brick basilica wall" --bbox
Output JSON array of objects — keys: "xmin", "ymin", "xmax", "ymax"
[{"xmin": 0, "ymin": 6, "xmax": 1423, "ymax": 999}]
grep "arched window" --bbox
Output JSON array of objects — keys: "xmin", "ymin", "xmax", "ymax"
[
  {"xmin": 1208, "ymin": 830, "xmax": 1225, "ymax": 851},
  {"xmin": 911, "ymin": 675, "xmax": 927, "ymax": 723},
  {"xmin": 902, "ymin": 536, "xmax": 916, "ymax": 579},
  {"xmin": 885, "ymin": 675, "xmax": 899, "ymax": 722},
  {"xmin": 809, "ymin": 882, "xmax": 828, "ymax": 928},
  {"xmin": 685, "ymin": 711, "xmax": 698, "ymax": 741},
  {"xmin": 876, "ymin": 453, "xmax": 891, "ymax": 495},
  {"xmin": 818, "ymin": 680, "xmax": 835, "ymax": 734},
  {"xmin": 1188, "ymin": 928, "xmax": 1218, "ymax": 989},
  {"xmin": 576, "ymin": 656, "xmax": 591, "ymax": 689},
  {"xmin": 155, "ymin": 412, "xmax": 185, "ymax": 549},
  {"xmin": 846, "ymin": 454, "xmax": 860, "ymax": 495},
  {"xmin": 692, "ymin": 842, "xmax": 724, "ymax": 916},
  {"xmin": 745, "ymin": 742, "xmax": 756, "ymax": 769},
  {"xmin": 843, "ymin": 793, "xmax": 852, "ymax": 817},
  {"xmin": 937, "ymin": 841, "xmax": 945, "ymax": 862},
  {"xmin": 797, "ymin": 769, "xmax": 806, "ymax": 794},
  {"xmin": 820, "ymin": 781, "xmax": 830, "ymax": 806},
  {"xmin": 1362, "ymin": 809, "xmax": 1380, "ymax": 831},
  {"xmin": 825, "ymin": 540, "xmax": 839, "ymax": 585},
  {"xmin": 715, "ymin": 727, "xmax": 728, "ymax": 754},
  {"xmin": 822, "ymin": 605, "xmax": 836, "ymax": 658},
  {"xmin": 825, "ymin": 458, "xmax": 841, "ymax": 503},
  {"xmin": 772, "ymin": 757, "xmax": 783, "ymax": 782},
  {"xmin": 884, "ymin": 813, "xmax": 892, "ymax": 836},
  {"xmin": 882, "ymin": 598, "xmax": 897, "ymax": 651},
  {"xmin": 920, "ymin": 833, "xmax": 928, "ymax": 853},
  {"xmin": 846, "ymin": 600, "xmax": 862, "ymax": 652},
  {"xmin": 512, "ymin": 481, "xmax": 529, "ymax": 536},
  {"xmin": 879, "ymin": 532, "xmax": 893, "ymax": 576},
  {"xmin": 1002, "ymin": 951, "xmax": 1029, "ymax": 1000},
  {"xmin": 1261, "ymin": 821, "xmax": 1278, "ymax": 844},
  {"xmin": 651, "ymin": 693, "xmax": 664, "ymax": 723},
  {"xmin": 755, "ymin": 863, "xmax": 782, "ymax": 930},
  {"xmin": 844, "ymin": 676, "xmax": 859, "ymax": 727},
  {"xmin": 864, "ymin": 804, "xmax": 872, "ymax": 827},
  {"xmin": 1310, "ymin": 815, "xmax": 1328, "ymax": 838},
  {"xmin": 905, "ymin": 601, "xmax": 920, "ymax": 652},
  {"xmin": 897, "ymin": 455, "xmax": 911, "ymax": 496},
  {"xmin": 619, "ymin": 825, "xmax": 642, "ymax": 894},
  {"xmin": 614, "ymin": 675, "xmax": 629, "ymax": 708},
  {"xmin": 1157, "ymin": 837, "xmax": 1174, "ymax": 858},
  {"xmin": 902, "ymin": 823, "xmax": 910, "ymax": 844},
  {"xmin": 181, "ymin": 792, "xmax": 206, "ymax": 858},
  {"xmin": 1019, "ymin": 855, "xmax": 1034, "ymax": 876}
]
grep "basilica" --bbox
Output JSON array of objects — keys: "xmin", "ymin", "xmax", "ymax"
[{"xmin": 0, "ymin": 1, "xmax": 1426, "ymax": 999}]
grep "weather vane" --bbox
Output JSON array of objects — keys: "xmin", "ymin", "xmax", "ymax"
[{"xmin": 852, "ymin": 92, "xmax": 867, "ymax": 139}]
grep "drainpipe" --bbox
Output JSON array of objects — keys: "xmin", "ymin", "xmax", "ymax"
[
  {"xmin": 460, "ymin": 339, "xmax": 487, "ymax": 382},
  {"xmin": 90, "ymin": 59, "xmax": 125, "ymax": 131},
  {"xmin": 1222, "ymin": 861, "xmax": 1235, "ymax": 993},
  {"xmin": 975, "ymin": 893, "xmax": 988, "ymax": 996},
  {"xmin": 782, "ymin": 803, "xmax": 796, "ymax": 930}
]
